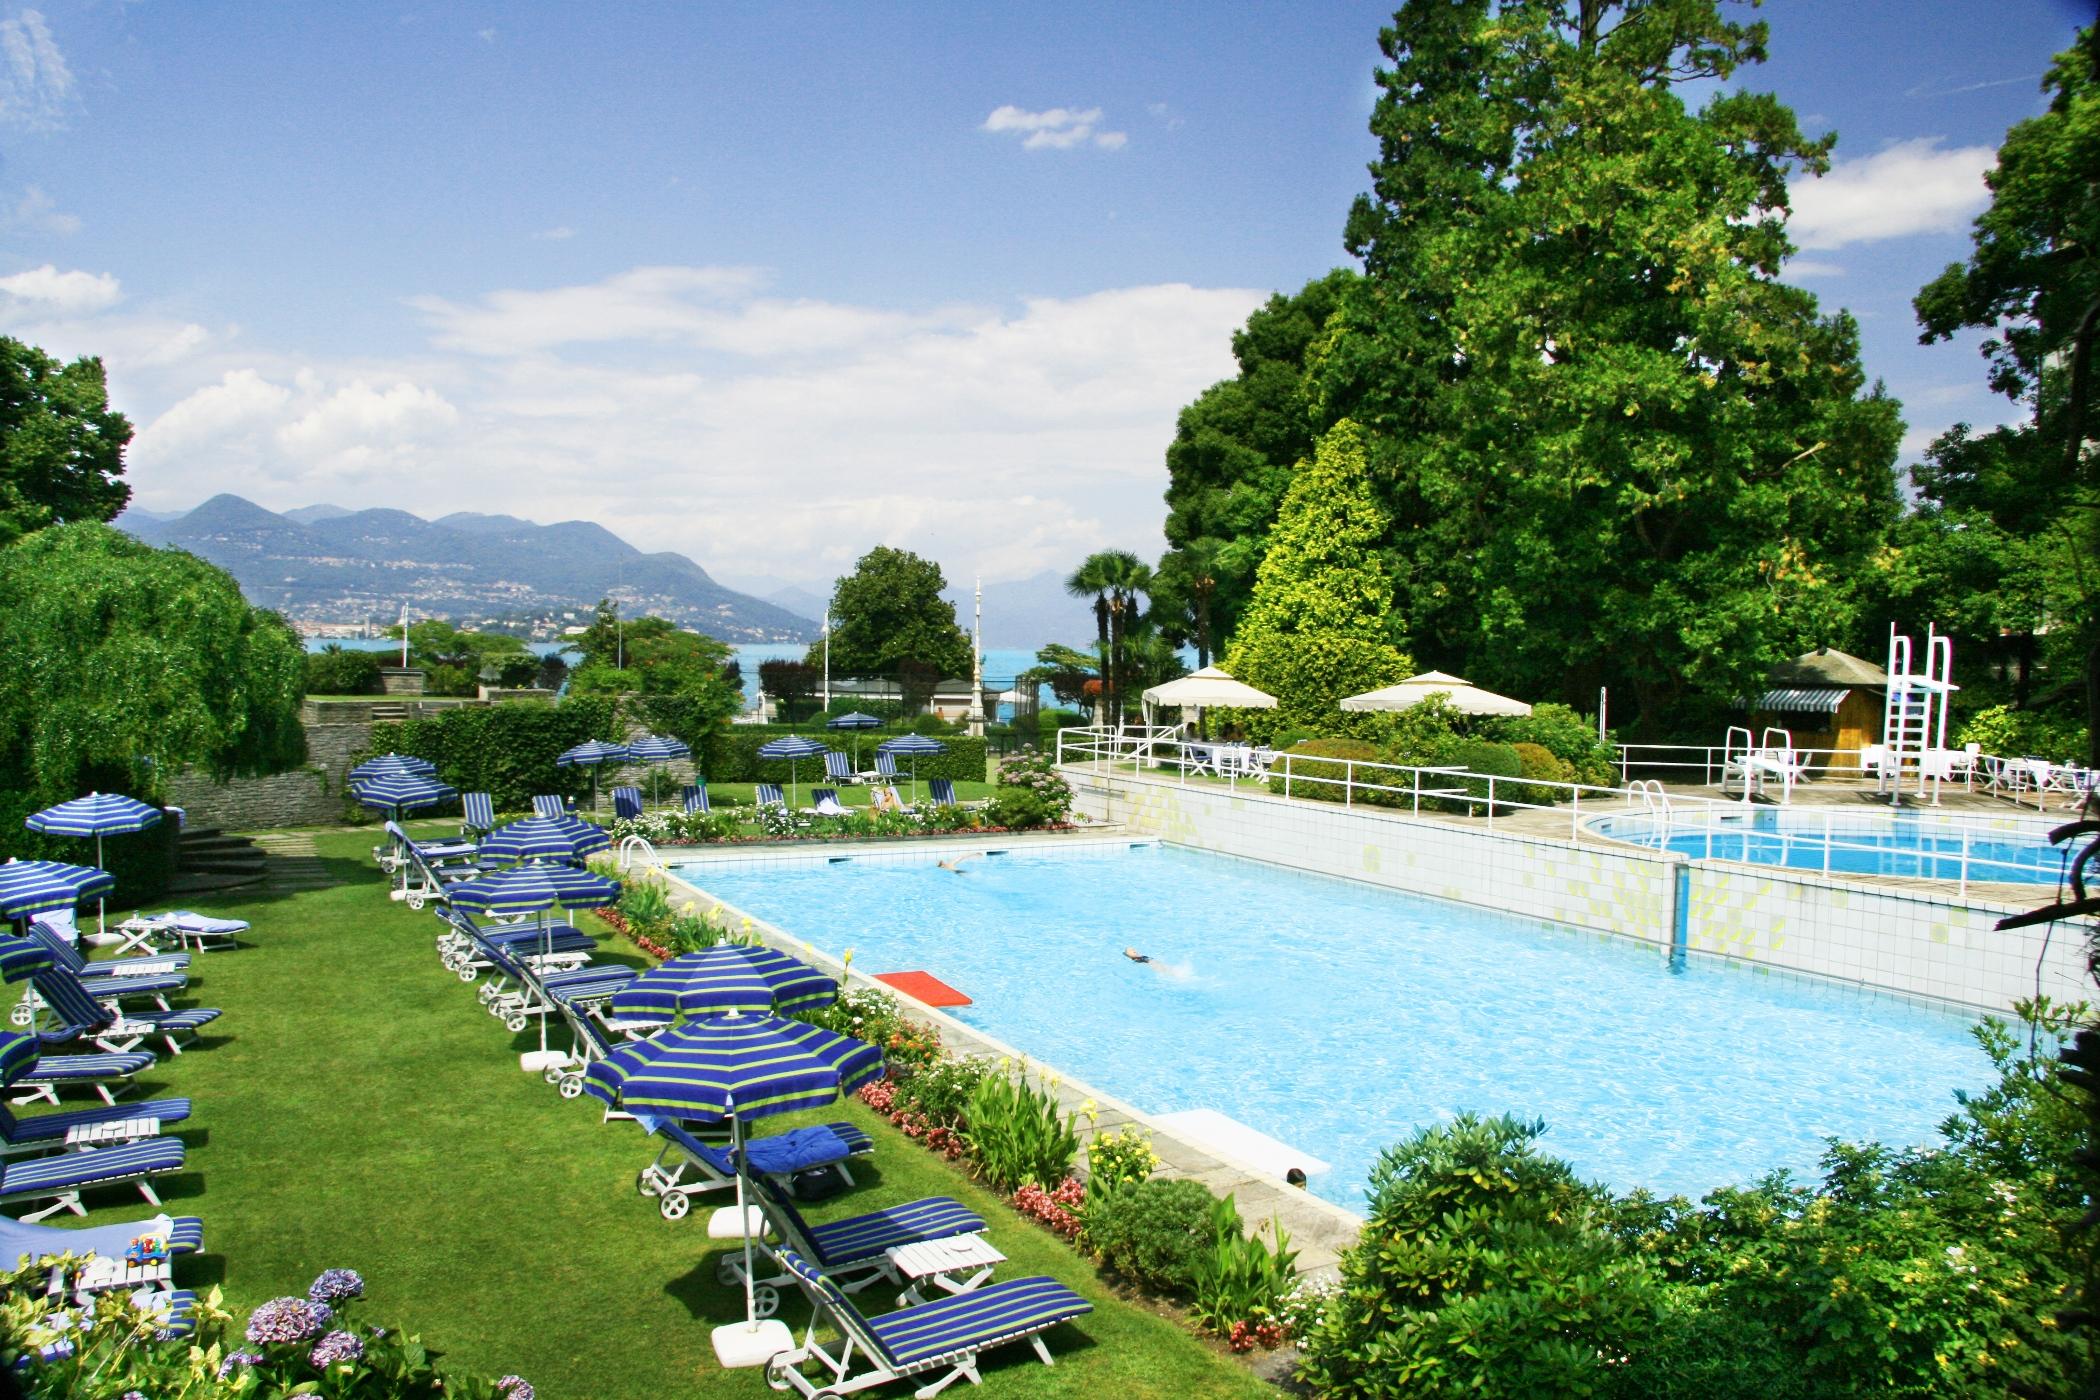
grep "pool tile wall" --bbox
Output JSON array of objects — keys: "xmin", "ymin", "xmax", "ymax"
[{"xmin": 1068, "ymin": 767, "xmax": 2085, "ymax": 1014}]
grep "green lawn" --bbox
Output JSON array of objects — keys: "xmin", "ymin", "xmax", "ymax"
[{"xmin": 18, "ymin": 829, "xmax": 1267, "ymax": 1400}]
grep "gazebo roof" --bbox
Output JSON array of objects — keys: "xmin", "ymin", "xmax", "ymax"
[{"xmin": 1765, "ymin": 647, "xmax": 1887, "ymax": 689}]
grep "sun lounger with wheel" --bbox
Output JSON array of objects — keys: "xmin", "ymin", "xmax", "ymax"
[
  {"xmin": 111, "ymin": 911, "xmax": 249, "ymax": 955},
  {"xmin": 26, "ymin": 966, "xmax": 220, "ymax": 1059},
  {"xmin": 0, "ymin": 1095, "xmax": 190, "ymax": 1157},
  {"xmin": 720, "ymin": 1166, "xmax": 987, "ymax": 1312},
  {"xmin": 635, "ymin": 1117, "xmax": 872, "ymax": 1220},
  {"xmin": 0, "ymin": 1136, "xmax": 185, "ymax": 1222}
]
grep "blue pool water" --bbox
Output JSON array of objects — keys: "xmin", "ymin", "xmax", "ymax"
[
  {"xmin": 675, "ymin": 844, "xmax": 1988, "ymax": 1209},
  {"xmin": 1594, "ymin": 810, "xmax": 2067, "ymax": 884}
]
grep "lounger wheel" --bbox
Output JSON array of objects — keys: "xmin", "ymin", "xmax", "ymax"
[
  {"xmin": 764, "ymin": 1356, "xmax": 795, "ymax": 1391},
  {"xmin": 504, "ymin": 1015, "xmax": 527, "ymax": 1033},
  {"xmin": 407, "ymin": 896, "xmax": 425, "ymax": 910},
  {"xmin": 636, "ymin": 1169, "xmax": 654, "ymax": 1195},
  {"xmin": 752, "ymin": 1285, "xmax": 779, "ymax": 1318},
  {"xmin": 659, "ymin": 1192, "xmax": 690, "ymax": 1220},
  {"xmin": 9, "ymin": 1003, "xmax": 31, "ymax": 1027},
  {"xmin": 558, "ymin": 1076, "xmax": 583, "ymax": 1099},
  {"xmin": 457, "ymin": 968, "xmax": 477, "ymax": 983}
]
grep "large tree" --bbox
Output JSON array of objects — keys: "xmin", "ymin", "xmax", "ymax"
[
  {"xmin": 808, "ymin": 547, "xmax": 972, "ymax": 707},
  {"xmin": 0, "ymin": 338, "xmax": 133, "ymax": 547},
  {"xmin": 1309, "ymin": 0, "xmax": 1902, "ymax": 734},
  {"xmin": 1913, "ymin": 26, "xmax": 2099, "ymax": 762},
  {"xmin": 566, "ymin": 597, "xmax": 743, "ymax": 743},
  {"xmin": 1222, "ymin": 419, "xmax": 1412, "ymax": 739},
  {"xmin": 1159, "ymin": 269, "xmax": 1360, "ymax": 652}
]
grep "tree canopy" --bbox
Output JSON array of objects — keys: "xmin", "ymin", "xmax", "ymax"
[
  {"xmin": 1222, "ymin": 420, "xmax": 1412, "ymax": 738},
  {"xmin": 384, "ymin": 619, "xmax": 536, "ymax": 696},
  {"xmin": 808, "ymin": 547, "xmax": 971, "ymax": 686},
  {"xmin": 0, "ymin": 339, "xmax": 133, "ymax": 548},
  {"xmin": 565, "ymin": 597, "xmax": 743, "ymax": 743}
]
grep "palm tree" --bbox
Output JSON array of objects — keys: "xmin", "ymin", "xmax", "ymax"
[
  {"xmin": 1065, "ymin": 554, "xmax": 1117, "ymax": 724},
  {"xmin": 1098, "ymin": 551, "xmax": 1152, "ymax": 730}
]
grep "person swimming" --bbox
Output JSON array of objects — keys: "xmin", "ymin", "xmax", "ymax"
[
  {"xmin": 937, "ymin": 854, "xmax": 975, "ymax": 874},
  {"xmin": 1123, "ymin": 948, "xmax": 1151, "ymax": 963}
]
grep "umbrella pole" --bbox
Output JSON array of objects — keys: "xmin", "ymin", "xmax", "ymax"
[{"xmin": 95, "ymin": 832, "xmax": 106, "ymax": 936}]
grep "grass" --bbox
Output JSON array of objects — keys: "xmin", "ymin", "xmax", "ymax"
[{"xmin": 16, "ymin": 828, "xmax": 1270, "ymax": 1400}]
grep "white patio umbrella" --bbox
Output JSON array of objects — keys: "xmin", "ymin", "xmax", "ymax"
[
  {"xmin": 1141, "ymin": 666, "xmax": 1277, "ymax": 739},
  {"xmin": 1340, "ymin": 670, "xmax": 1533, "ymax": 718}
]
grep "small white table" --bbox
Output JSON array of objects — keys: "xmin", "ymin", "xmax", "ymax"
[
  {"xmin": 885, "ymin": 1235, "xmax": 1005, "ymax": 1307},
  {"xmin": 64, "ymin": 1118, "xmax": 159, "ymax": 1149},
  {"xmin": 48, "ymin": 1251, "xmax": 172, "ymax": 1303}
]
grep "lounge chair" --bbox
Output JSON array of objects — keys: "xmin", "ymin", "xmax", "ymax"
[
  {"xmin": 434, "ymin": 907, "xmax": 596, "ymax": 982},
  {"xmin": 636, "ymin": 1117, "xmax": 873, "ymax": 1220},
  {"xmin": 873, "ymin": 752, "xmax": 901, "ymax": 784},
  {"xmin": 804, "ymin": 789, "xmax": 850, "ymax": 818},
  {"xmin": 461, "ymin": 791, "xmax": 497, "ymax": 839},
  {"xmin": 725, "ymin": 1167, "xmax": 987, "ymax": 1304},
  {"xmin": 683, "ymin": 783, "xmax": 712, "ymax": 814},
  {"xmin": 0, "ymin": 1136, "xmax": 185, "ymax": 1222},
  {"xmin": 868, "ymin": 786, "xmax": 907, "ymax": 814},
  {"xmin": 9, "ymin": 1050, "xmax": 157, "ymax": 1109},
  {"xmin": 27, "ymin": 917, "xmax": 187, "ymax": 979},
  {"xmin": 0, "ymin": 1209, "xmax": 204, "ymax": 1270},
  {"xmin": 454, "ymin": 922, "xmax": 634, "ymax": 1033},
  {"xmin": 13, "ymin": 926, "xmax": 182, "ymax": 1029},
  {"xmin": 764, "ymin": 1245, "xmax": 1091, "ymax": 1399},
  {"xmin": 532, "ymin": 794, "xmax": 572, "ymax": 819},
  {"xmin": 824, "ymin": 751, "xmax": 859, "ymax": 786},
  {"xmin": 0, "ymin": 1096, "xmax": 191, "ymax": 1157},
  {"xmin": 612, "ymin": 786, "xmax": 644, "ymax": 821},
  {"xmin": 926, "ymin": 779, "xmax": 985, "ymax": 811},
  {"xmin": 27, "ymin": 966, "xmax": 221, "ymax": 1059},
  {"xmin": 110, "ymin": 911, "xmax": 248, "ymax": 955},
  {"xmin": 756, "ymin": 783, "xmax": 787, "ymax": 810}
]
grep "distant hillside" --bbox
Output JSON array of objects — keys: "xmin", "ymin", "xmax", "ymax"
[
  {"xmin": 115, "ymin": 495, "xmax": 820, "ymax": 643},
  {"xmin": 942, "ymin": 570, "xmax": 1098, "ymax": 649}
]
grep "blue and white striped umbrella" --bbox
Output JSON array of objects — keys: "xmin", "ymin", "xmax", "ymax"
[
  {"xmin": 477, "ymin": 814, "xmax": 612, "ymax": 866},
  {"xmin": 627, "ymin": 735, "xmax": 690, "ymax": 804},
  {"xmin": 556, "ymin": 740, "xmax": 632, "ymax": 814},
  {"xmin": 0, "ymin": 935, "xmax": 55, "ymax": 984},
  {"xmin": 0, "ymin": 860, "xmax": 115, "ymax": 922},
  {"xmin": 353, "ymin": 773, "xmax": 458, "ymax": 820},
  {"xmin": 24, "ymin": 793, "xmax": 163, "ymax": 930},
  {"xmin": 876, "ymin": 734, "xmax": 947, "ymax": 802},
  {"xmin": 610, "ymin": 945, "xmax": 837, "ymax": 1023},
  {"xmin": 349, "ymin": 753, "xmax": 439, "ymax": 783},
  {"xmin": 446, "ymin": 865, "xmax": 621, "ymax": 917},
  {"xmin": 756, "ymin": 735, "xmax": 833, "ymax": 807},
  {"xmin": 825, "ymin": 712, "xmax": 882, "ymax": 731}
]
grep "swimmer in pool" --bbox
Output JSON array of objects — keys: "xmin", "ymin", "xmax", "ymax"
[
  {"xmin": 937, "ymin": 854, "xmax": 975, "ymax": 874},
  {"xmin": 1123, "ymin": 948, "xmax": 1151, "ymax": 964}
]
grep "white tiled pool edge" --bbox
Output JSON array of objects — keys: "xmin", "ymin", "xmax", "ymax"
[
  {"xmin": 1066, "ymin": 767, "xmax": 2086, "ymax": 1015},
  {"xmin": 657, "ymin": 837, "xmax": 1369, "ymax": 1278}
]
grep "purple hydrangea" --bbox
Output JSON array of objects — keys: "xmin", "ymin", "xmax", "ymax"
[
  {"xmin": 310, "ymin": 1330, "xmax": 366, "ymax": 1367},
  {"xmin": 308, "ymin": 1268, "xmax": 365, "ymax": 1305},
  {"xmin": 120, "ymin": 1392, "xmax": 147, "ymax": 1400},
  {"xmin": 246, "ymin": 1296, "xmax": 332, "ymax": 1344},
  {"xmin": 218, "ymin": 1351, "xmax": 263, "ymax": 1379},
  {"xmin": 498, "ymin": 1376, "xmax": 536, "ymax": 1400}
]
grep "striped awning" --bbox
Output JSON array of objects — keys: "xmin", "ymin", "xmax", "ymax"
[{"xmin": 1749, "ymin": 687, "xmax": 1848, "ymax": 714}]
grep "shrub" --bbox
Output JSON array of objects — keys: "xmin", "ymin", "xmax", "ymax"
[
  {"xmin": 1509, "ymin": 741, "xmax": 1574, "ymax": 805},
  {"xmin": 964, "ymin": 1065, "xmax": 1081, "ymax": 1193},
  {"xmin": 1274, "ymin": 738, "xmax": 1392, "ymax": 805},
  {"xmin": 1085, "ymin": 1127, "xmax": 1160, "ymax": 1194},
  {"xmin": 363, "ymin": 696, "xmax": 620, "ymax": 813},
  {"xmin": 1424, "ymin": 737, "xmax": 1524, "ymax": 815},
  {"xmin": 991, "ymin": 749, "xmax": 1073, "ymax": 827},
  {"xmin": 1485, "ymin": 702, "xmax": 1617, "ymax": 786},
  {"xmin": 1957, "ymin": 702, "xmax": 2088, "ymax": 763},
  {"xmin": 616, "ymin": 879, "xmax": 674, "ymax": 945},
  {"xmin": 1084, "ymin": 1177, "xmax": 1216, "ymax": 1295},
  {"xmin": 896, "ymin": 1056, "xmax": 993, "ymax": 1132},
  {"xmin": 1187, "ymin": 1193, "xmax": 1299, "ymax": 1343},
  {"xmin": 1296, "ymin": 1113, "xmax": 1659, "ymax": 1399},
  {"xmin": 305, "ymin": 644, "xmax": 383, "ymax": 696}
]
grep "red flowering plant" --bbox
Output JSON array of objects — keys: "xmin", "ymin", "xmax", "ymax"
[{"xmin": 1013, "ymin": 1177, "xmax": 1087, "ymax": 1240}]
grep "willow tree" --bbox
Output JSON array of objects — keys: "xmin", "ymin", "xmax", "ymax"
[
  {"xmin": 1313, "ymin": 0, "xmax": 1902, "ymax": 734},
  {"xmin": 1222, "ymin": 419, "xmax": 1412, "ymax": 738}
]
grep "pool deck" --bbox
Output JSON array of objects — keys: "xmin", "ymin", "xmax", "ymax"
[{"xmin": 654, "ymin": 835, "xmax": 1370, "ymax": 1280}]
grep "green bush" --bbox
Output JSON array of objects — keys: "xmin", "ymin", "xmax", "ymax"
[
  {"xmin": 897, "ymin": 1055, "xmax": 994, "ymax": 1131},
  {"xmin": 1275, "ymin": 738, "xmax": 1392, "ymax": 805},
  {"xmin": 362, "ymin": 696, "xmax": 620, "ymax": 814},
  {"xmin": 1187, "ymin": 1193, "xmax": 1299, "ymax": 1338},
  {"xmin": 1509, "ymin": 741, "xmax": 1574, "ymax": 805},
  {"xmin": 305, "ymin": 644, "xmax": 383, "ymax": 696},
  {"xmin": 1425, "ymin": 737, "xmax": 1524, "ymax": 815},
  {"xmin": 1485, "ymin": 702, "xmax": 1617, "ymax": 785},
  {"xmin": 703, "ymin": 726, "xmax": 987, "ymax": 784},
  {"xmin": 1957, "ymin": 702, "xmax": 2088, "ymax": 763},
  {"xmin": 1084, "ymin": 1177, "xmax": 1217, "ymax": 1295},
  {"xmin": 990, "ymin": 749, "xmax": 1073, "ymax": 827},
  {"xmin": 1297, "ymin": 1113, "xmax": 1659, "ymax": 1399},
  {"xmin": 965, "ymin": 1067, "xmax": 1080, "ymax": 1193}
]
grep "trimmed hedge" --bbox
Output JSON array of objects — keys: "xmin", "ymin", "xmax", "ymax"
[
  {"xmin": 363, "ymin": 697, "xmax": 621, "ymax": 814},
  {"xmin": 1278, "ymin": 738, "xmax": 1393, "ymax": 805},
  {"xmin": 703, "ymin": 726, "xmax": 988, "ymax": 783}
]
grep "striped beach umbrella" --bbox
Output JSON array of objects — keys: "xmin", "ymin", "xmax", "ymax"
[
  {"xmin": 756, "ymin": 735, "xmax": 832, "ymax": 808},
  {"xmin": 627, "ymin": 735, "xmax": 691, "ymax": 805},
  {"xmin": 0, "ymin": 860, "xmax": 115, "ymax": 923},
  {"xmin": 0, "ymin": 935, "xmax": 54, "ymax": 984},
  {"xmin": 477, "ymin": 814, "xmax": 611, "ymax": 866},
  {"xmin": 825, "ymin": 711, "xmax": 882, "ymax": 767},
  {"xmin": 609, "ymin": 945, "xmax": 836, "ymax": 1024},
  {"xmin": 877, "ymin": 733, "xmax": 947, "ymax": 803},
  {"xmin": 353, "ymin": 773, "xmax": 458, "ymax": 822},
  {"xmin": 557, "ymin": 740, "xmax": 633, "ymax": 814},
  {"xmin": 349, "ymin": 753, "xmax": 439, "ymax": 784},
  {"xmin": 25, "ymin": 793, "xmax": 164, "ymax": 932},
  {"xmin": 446, "ymin": 865, "xmax": 620, "ymax": 918},
  {"xmin": 585, "ymin": 1011, "xmax": 883, "ymax": 1343}
]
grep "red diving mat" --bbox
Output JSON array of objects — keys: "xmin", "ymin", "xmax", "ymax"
[{"xmin": 873, "ymin": 970, "xmax": 972, "ymax": 1008}]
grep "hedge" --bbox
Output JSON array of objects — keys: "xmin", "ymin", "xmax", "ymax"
[
  {"xmin": 362, "ymin": 697, "xmax": 621, "ymax": 814},
  {"xmin": 702, "ymin": 726, "xmax": 989, "ymax": 784}
]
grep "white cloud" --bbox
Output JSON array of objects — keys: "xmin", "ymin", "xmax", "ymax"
[
  {"xmin": 1788, "ymin": 137, "xmax": 1995, "ymax": 250},
  {"xmin": 4, "ymin": 185, "xmax": 77, "ymax": 235},
  {"xmin": 133, "ymin": 369, "xmax": 293, "ymax": 461},
  {"xmin": 1785, "ymin": 259, "xmax": 1845, "ymax": 279},
  {"xmin": 533, "ymin": 225, "xmax": 573, "ymax": 241},
  {"xmin": 0, "ymin": 10, "xmax": 71, "ymax": 130},
  {"xmin": 0, "ymin": 263, "xmax": 118, "ymax": 313},
  {"xmin": 982, "ymin": 104, "xmax": 1127, "ymax": 151},
  {"xmin": 275, "ymin": 379, "xmax": 459, "ymax": 466}
]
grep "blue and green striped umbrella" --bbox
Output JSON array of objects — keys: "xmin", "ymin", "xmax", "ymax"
[
  {"xmin": 477, "ymin": 815, "xmax": 611, "ymax": 866},
  {"xmin": 0, "ymin": 935, "xmax": 55, "ymax": 984},
  {"xmin": 353, "ymin": 773, "xmax": 458, "ymax": 821},
  {"xmin": 446, "ymin": 865, "xmax": 620, "ymax": 917},
  {"xmin": 609, "ymin": 945, "xmax": 836, "ymax": 1023},
  {"xmin": 584, "ymin": 1011, "xmax": 882, "ymax": 1122},
  {"xmin": 0, "ymin": 860, "xmax": 115, "ymax": 922},
  {"xmin": 349, "ymin": 754, "xmax": 439, "ymax": 784},
  {"xmin": 0, "ymin": 1030, "xmax": 38, "ymax": 1089}
]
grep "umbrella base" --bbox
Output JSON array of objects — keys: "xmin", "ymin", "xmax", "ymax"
[
  {"xmin": 712, "ymin": 1318, "xmax": 792, "ymax": 1368},
  {"xmin": 519, "ymin": 1050, "xmax": 568, "ymax": 1073}
]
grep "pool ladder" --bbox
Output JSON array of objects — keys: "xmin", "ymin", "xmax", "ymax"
[
  {"xmin": 1631, "ymin": 779, "xmax": 1673, "ymax": 831},
  {"xmin": 618, "ymin": 835, "xmax": 663, "ymax": 872}
]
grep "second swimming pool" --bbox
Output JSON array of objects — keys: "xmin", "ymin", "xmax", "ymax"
[{"xmin": 672, "ymin": 843, "xmax": 1986, "ymax": 1209}]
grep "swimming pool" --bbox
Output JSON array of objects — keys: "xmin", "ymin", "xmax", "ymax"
[
  {"xmin": 671, "ymin": 843, "xmax": 1987, "ymax": 1209},
  {"xmin": 1592, "ymin": 808, "xmax": 2067, "ymax": 884}
]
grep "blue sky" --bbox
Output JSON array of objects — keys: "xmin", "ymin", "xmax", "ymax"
[{"xmin": 0, "ymin": 1, "xmax": 2086, "ymax": 595}]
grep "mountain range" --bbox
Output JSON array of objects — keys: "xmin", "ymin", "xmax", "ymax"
[{"xmin": 114, "ymin": 495, "xmax": 819, "ymax": 642}]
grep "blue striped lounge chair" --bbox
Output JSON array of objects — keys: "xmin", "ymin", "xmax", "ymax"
[
  {"xmin": 14, "ymin": 925, "xmax": 183, "ymax": 1029},
  {"xmin": 637, "ymin": 1118, "xmax": 873, "ymax": 1221},
  {"xmin": 726, "ymin": 1169, "xmax": 986, "ymax": 1303},
  {"xmin": 29, "ymin": 965, "xmax": 221, "ymax": 1059},
  {"xmin": 0, "ymin": 1209, "xmax": 204, "ymax": 1271},
  {"xmin": 0, "ymin": 1094, "xmax": 192, "ymax": 1157},
  {"xmin": 9, "ymin": 1048, "xmax": 156, "ymax": 1108},
  {"xmin": 756, "ymin": 783, "xmax": 787, "ymax": 809},
  {"xmin": 532, "ymin": 794, "xmax": 573, "ymax": 819},
  {"xmin": 824, "ymin": 750, "xmax": 856, "ymax": 785},
  {"xmin": 460, "ymin": 927, "xmax": 634, "ymax": 1034},
  {"xmin": 612, "ymin": 786, "xmax": 644, "ymax": 821},
  {"xmin": 682, "ymin": 783, "xmax": 711, "ymax": 814},
  {"xmin": 857, "ymin": 751, "xmax": 900, "ymax": 784},
  {"xmin": 764, "ymin": 1246, "xmax": 1091, "ymax": 1398},
  {"xmin": 803, "ymin": 788, "xmax": 848, "ymax": 817},
  {"xmin": 0, "ymin": 1136, "xmax": 185, "ymax": 1222},
  {"xmin": 27, "ymin": 918, "xmax": 189, "ymax": 979},
  {"xmin": 461, "ymin": 791, "xmax": 497, "ymax": 839},
  {"xmin": 113, "ymin": 911, "xmax": 248, "ymax": 954},
  {"xmin": 434, "ymin": 908, "xmax": 596, "ymax": 981}
]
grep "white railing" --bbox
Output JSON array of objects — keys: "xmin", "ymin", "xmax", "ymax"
[
  {"xmin": 1054, "ymin": 727, "xmax": 2067, "ymax": 894},
  {"xmin": 1617, "ymin": 741, "xmax": 1873, "ymax": 786}
]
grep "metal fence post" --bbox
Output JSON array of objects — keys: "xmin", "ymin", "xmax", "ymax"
[{"xmin": 1345, "ymin": 760, "xmax": 1354, "ymax": 808}]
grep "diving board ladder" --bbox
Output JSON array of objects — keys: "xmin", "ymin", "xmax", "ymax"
[{"xmin": 1882, "ymin": 625, "xmax": 1955, "ymax": 806}]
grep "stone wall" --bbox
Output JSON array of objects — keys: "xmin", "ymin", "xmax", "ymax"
[{"xmin": 167, "ymin": 707, "xmax": 377, "ymax": 831}]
